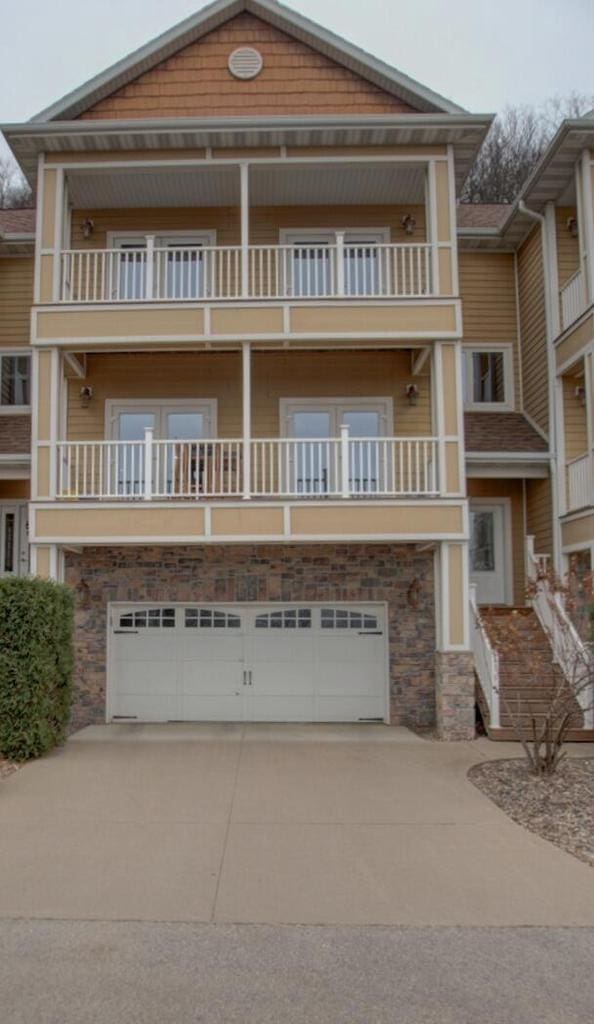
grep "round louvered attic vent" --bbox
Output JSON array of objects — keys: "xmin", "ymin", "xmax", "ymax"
[{"xmin": 228, "ymin": 47, "xmax": 263, "ymax": 80}]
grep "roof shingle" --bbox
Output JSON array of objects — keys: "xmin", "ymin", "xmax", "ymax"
[
  {"xmin": 464, "ymin": 412, "xmax": 548, "ymax": 454},
  {"xmin": 0, "ymin": 209, "xmax": 36, "ymax": 235}
]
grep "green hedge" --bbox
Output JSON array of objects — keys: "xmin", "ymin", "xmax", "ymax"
[{"xmin": 0, "ymin": 576, "xmax": 74, "ymax": 761}]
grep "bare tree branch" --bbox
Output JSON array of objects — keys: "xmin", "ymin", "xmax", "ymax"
[{"xmin": 461, "ymin": 93, "xmax": 594, "ymax": 205}]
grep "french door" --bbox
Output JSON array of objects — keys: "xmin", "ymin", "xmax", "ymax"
[
  {"xmin": 111, "ymin": 234, "xmax": 215, "ymax": 300},
  {"xmin": 283, "ymin": 231, "xmax": 389, "ymax": 297},
  {"xmin": 283, "ymin": 400, "xmax": 389, "ymax": 495},
  {"xmin": 109, "ymin": 402, "xmax": 215, "ymax": 496}
]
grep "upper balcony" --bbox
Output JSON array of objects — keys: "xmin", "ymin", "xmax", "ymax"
[{"xmin": 33, "ymin": 150, "xmax": 461, "ymax": 346}]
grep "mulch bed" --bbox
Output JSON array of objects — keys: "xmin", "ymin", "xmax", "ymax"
[
  {"xmin": 469, "ymin": 758, "xmax": 594, "ymax": 867},
  {"xmin": 0, "ymin": 757, "xmax": 19, "ymax": 781}
]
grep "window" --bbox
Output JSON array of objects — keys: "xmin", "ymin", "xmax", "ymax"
[
  {"xmin": 185, "ymin": 608, "xmax": 241, "ymax": 629},
  {"xmin": 469, "ymin": 512, "xmax": 495, "ymax": 572},
  {"xmin": 255, "ymin": 608, "xmax": 312, "ymax": 629},
  {"xmin": 119, "ymin": 608, "xmax": 176, "ymax": 629},
  {"xmin": 321, "ymin": 608, "xmax": 379, "ymax": 630},
  {"xmin": 0, "ymin": 354, "xmax": 30, "ymax": 410},
  {"xmin": 463, "ymin": 347, "xmax": 513, "ymax": 410}
]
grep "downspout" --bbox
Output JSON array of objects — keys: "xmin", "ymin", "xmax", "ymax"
[{"xmin": 517, "ymin": 200, "xmax": 562, "ymax": 574}]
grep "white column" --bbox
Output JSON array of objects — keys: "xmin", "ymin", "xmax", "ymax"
[
  {"xmin": 432, "ymin": 341, "xmax": 446, "ymax": 496},
  {"xmin": 240, "ymin": 163, "xmax": 250, "ymax": 298},
  {"xmin": 48, "ymin": 348, "xmax": 61, "ymax": 500},
  {"xmin": 51, "ymin": 168, "xmax": 65, "ymax": 302},
  {"xmin": 143, "ymin": 426, "xmax": 153, "ymax": 500},
  {"xmin": 242, "ymin": 341, "xmax": 251, "ymax": 499},
  {"xmin": 340, "ymin": 423, "xmax": 350, "ymax": 498},
  {"xmin": 426, "ymin": 161, "xmax": 440, "ymax": 295},
  {"xmin": 145, "ymin": 235, "xmax": 155, "ymax": 300},
  {"xmin": 580, "ymin": 150, "xmax": 594, "ymax": 306},
  {"xmin": 335, "ymin": 231, "xmax": 345, "ymax": 297}
]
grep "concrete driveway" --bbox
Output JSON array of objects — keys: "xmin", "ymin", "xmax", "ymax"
[{"xmin": 1, "ymin": 723, "xmax": 594, "ymax": 926}]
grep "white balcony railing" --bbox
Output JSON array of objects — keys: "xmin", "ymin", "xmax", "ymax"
[
  {"xmin": 59, "ymin": 242, "xmax": 435, "ymax": 303},
  {"xmin": 55, "ymin": 433, "xmax": 439, "ymax": 501},
  {"xmin": 567, "ymin": 451, "xmax": 594, "ymax": 512},
  {"xmin": 560, "ymin": 269, "xmax": 585, "ymax": 331}
]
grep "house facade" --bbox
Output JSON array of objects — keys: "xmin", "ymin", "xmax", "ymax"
[{"xmin": 0, "ymin": 0, "xmax": 592, "ymax": 738}]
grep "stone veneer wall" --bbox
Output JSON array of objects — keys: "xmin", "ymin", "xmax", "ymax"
[{"xmin": 65, "ymin": 543, "xmax": 436, "ymax": 729}]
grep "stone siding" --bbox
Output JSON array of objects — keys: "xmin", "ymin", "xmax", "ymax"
[
  {"xmin": 435, "ymin": 651, "xmax": 476, "ymax": 740},
  {"xmin": 65, "ymin": 544, "xmax": 436, "ymax": 729}
]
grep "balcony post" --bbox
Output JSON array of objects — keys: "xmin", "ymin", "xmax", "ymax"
[
  {"xmin": 340, "ymin": 423, "xmax": 350, "ymax": 498},
  {"xmin": 145, "ymin": 235, "xmax": 155, "ymax": 300},
  {"xmin": 242, "ymin": 341, "xmax": 252, "ymax": 499},
  {"xmin": 143, "ymin": 427, "xmax": 153, "ymax": 501},
  {"xmin": 335, "ymin": 231, "xmax": 345, "ymax": 296},
  {"xmin": 240, "ymin": 163, "xmax": 250, "ymax": 298}
]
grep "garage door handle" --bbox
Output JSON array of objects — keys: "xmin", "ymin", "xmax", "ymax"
[
  {"xmin": 358, "ymin": 631, "xmax": 383, "ymax": 636},
  {"xmin": 113, "ymin": 629, "xmax": 139, "ymax": 634}
]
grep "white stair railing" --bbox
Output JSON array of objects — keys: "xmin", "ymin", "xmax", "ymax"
[
  {"xmin": 469, "ymin": 584, "xmax": 500, "ymax": 729},
  {"xmin": 525, "ymin": 535, "xmax": 593, "ymax": 729}
]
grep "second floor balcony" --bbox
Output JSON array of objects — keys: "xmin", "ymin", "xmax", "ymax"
[{"xmin": 59, "ymin": 239, "xmax": 436, "ymax": 304}]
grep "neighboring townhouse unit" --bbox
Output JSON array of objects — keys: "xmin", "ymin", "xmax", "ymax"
[{"xmin": 0, "ymin": 0, "xmax": 591, "ymax": 739}]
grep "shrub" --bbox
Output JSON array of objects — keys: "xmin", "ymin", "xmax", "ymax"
[{"xmin": 0, "ymin": 576, "xmax": 74, "ymax": 761}]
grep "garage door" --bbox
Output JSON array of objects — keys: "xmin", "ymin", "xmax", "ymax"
[{"xmin": 109, "ymin": 603, "xmax": 387, "ymax": 723}]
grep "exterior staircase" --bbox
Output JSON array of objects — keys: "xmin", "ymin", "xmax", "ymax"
[{"xmin": 476, "ymin": 606, "xmax": 592, "ymax": 741}]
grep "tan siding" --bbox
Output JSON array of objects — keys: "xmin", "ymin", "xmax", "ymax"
[
  {"xmin": 556, "ymin": 206, "xmax": 580, "ymax": 289},
  {"xmin": 79, "ymin": 13, "xmax": 417, "ymax": 121},
  {"xmin": 66, "ymin": 350, "xmax": 432, "ymax": 441},
  {"xmin": 69, "ymin": 205, "xmax": 427, "ymax": 249},
  {"xmin": 517, "ymin": 226, "xmax": 548, "ymax": 434},
  {"xmin": 526, "ymin": 477, "xmax": 553, "ymax": 557},
  {"xmin": 563, "ymin": 369, "xmax": 588, "ymax": 461},
  {"xmin": 0, "ymin": 257, "xmax": 34, "ymax": 347},
  {"xmin": 467, "ymin": 478, "xmax": 525, "ymax": 605},
  {"xmin": 458, "ymin": 251, "xmax": 520, "ymax": 403}
]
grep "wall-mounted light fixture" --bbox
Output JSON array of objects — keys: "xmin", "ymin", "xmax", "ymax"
[
  {"xmin": 81, "ymin": 218, "xmax": 95, "ymax": 240},
  {"xmin": 80, "ymin": 385, "xmax": 93, "ymax": 408},
  {"xmin": 405, "ymin": 383, "xmax": 419, "ymax": 406},
  {"xmin": 567, "ymin": 217, "xmax": 578, "ymax": 238},
  {"xmin": 401, "ymin": 214, "xmax": 416, "ymax": 236},
  {"xmin": 575, "ymin": 384, "xmax": 586, "ymax": 406}
]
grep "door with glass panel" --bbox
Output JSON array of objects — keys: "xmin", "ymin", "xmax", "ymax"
[
  {"xmin": 111, "ymin": 235, "xmax": 213, "ymax": 301},
  {"xmin": 284, "ymin": 402, "xmax": 387, "ymax": 496},
  {"xmin": 0, "ymin": 505, "xmax": 28, "ymax": 577},
  {"xmin": 469, "ymin": 503, "xmax": 507, "ymax": 605},
  {"xmin": 110, "ymin": 404, "xmax": 213, "ymax": 498},
  {"xmin": 285, "ymin": 232, "xmax": 387, "ymax": 298}
]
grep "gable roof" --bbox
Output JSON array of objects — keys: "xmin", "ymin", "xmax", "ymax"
[{"xmin": 32, "ymin": 0, "xmax": 465, "ymax": 123}]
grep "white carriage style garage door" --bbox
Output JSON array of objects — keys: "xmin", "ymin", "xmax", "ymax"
[{"xmin": 108, "ymin": 603, "xmax": 388, "ymax": 723}]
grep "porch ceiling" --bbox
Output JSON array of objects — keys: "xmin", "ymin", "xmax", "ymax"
[{"xmin": 65, "ymin": 161, "xmax": 426, "ymax": 209}]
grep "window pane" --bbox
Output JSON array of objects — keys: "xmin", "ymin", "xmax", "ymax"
[
  {"xmin": 470, "ymin": 512, "xmax": 495, "ymax": 572},
  {"xmin": 1, "ymin": 356, "xmax": 30, "ymax": 406},
  {"xmin": 165, "ymin": 245, "xmax": 204, "ymax": 299},
  {"xmin": 292, "ymin": 245, "xmax": 331, "ymax": 297},
  {"xmin": 342, "ymin": 411, "xmax": 380, "ymax": 437},
  {"xmin": 118, "ymin": 244, "xmax": 146, "ymax": 300},
  {"xmin": 344, "ymin": 243, "xmax": 379, "ymax": 296},
  {"xmin": 166, "ymin": 413, "xmax": 205, "ymax": 440},
  {"xmin": 3, "ymin": 513, "xmax": 14, "ymax": 573},
  {"xmin": 117, "ymin": 413, "xmax": 155, "ymax": 441},
  {"xmin": 472, "ymin": 352, "xmax": 505, "ymax": 403}
]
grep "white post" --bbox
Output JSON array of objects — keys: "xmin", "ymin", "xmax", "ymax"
[
  {"xmin": 240, "ymin": 163, "xmax": 249, "ymax": 298},
  {"xmin": 335, "ymin": 231, "xmax": 345, "ymax": 297},
  {"xmin": 340, "ymin": 423, "xmax": 350, "ymax": 499},
  {"xmin": 145, "ymin": 235, "xmax": 155, "ymax": 300},
  {"xmin": 242, "ymin": 341, "xmax": 251, "ymax": 499},
  {"xmin": 144, "ymin": 426, "xmax": 153, "ymax": 501}
]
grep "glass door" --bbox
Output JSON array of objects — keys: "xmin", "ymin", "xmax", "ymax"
[
  {"xmin": 0, "ymin": 504, "xmax": 28, "ymax": 576},
  {"xmin": 341, "ymin": 409, "xmax": 382, "ymax": 493},
  {"xmin": 113, "ymin": 240, "xmax": 147, "ymax": 301},
  {"xmin": 115, "ymin": 410, "xmax": 156, "ymax": 496},
  {"xmin": 290, "ymin": 410, "xmax": 333, "ymax": 495},
  {"xmin": 469, "ymin": 503, "xmax": 507, "ymax": 604}
]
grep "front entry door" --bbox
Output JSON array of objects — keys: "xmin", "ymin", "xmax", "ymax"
[{"xmin": 469, "ymin": 503, "xmax": 508, "ymax": 605}]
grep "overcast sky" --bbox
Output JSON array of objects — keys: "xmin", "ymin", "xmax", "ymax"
[{"xmin": 1, "ymin": 0, "xmax": 592, "ymax": 126}]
